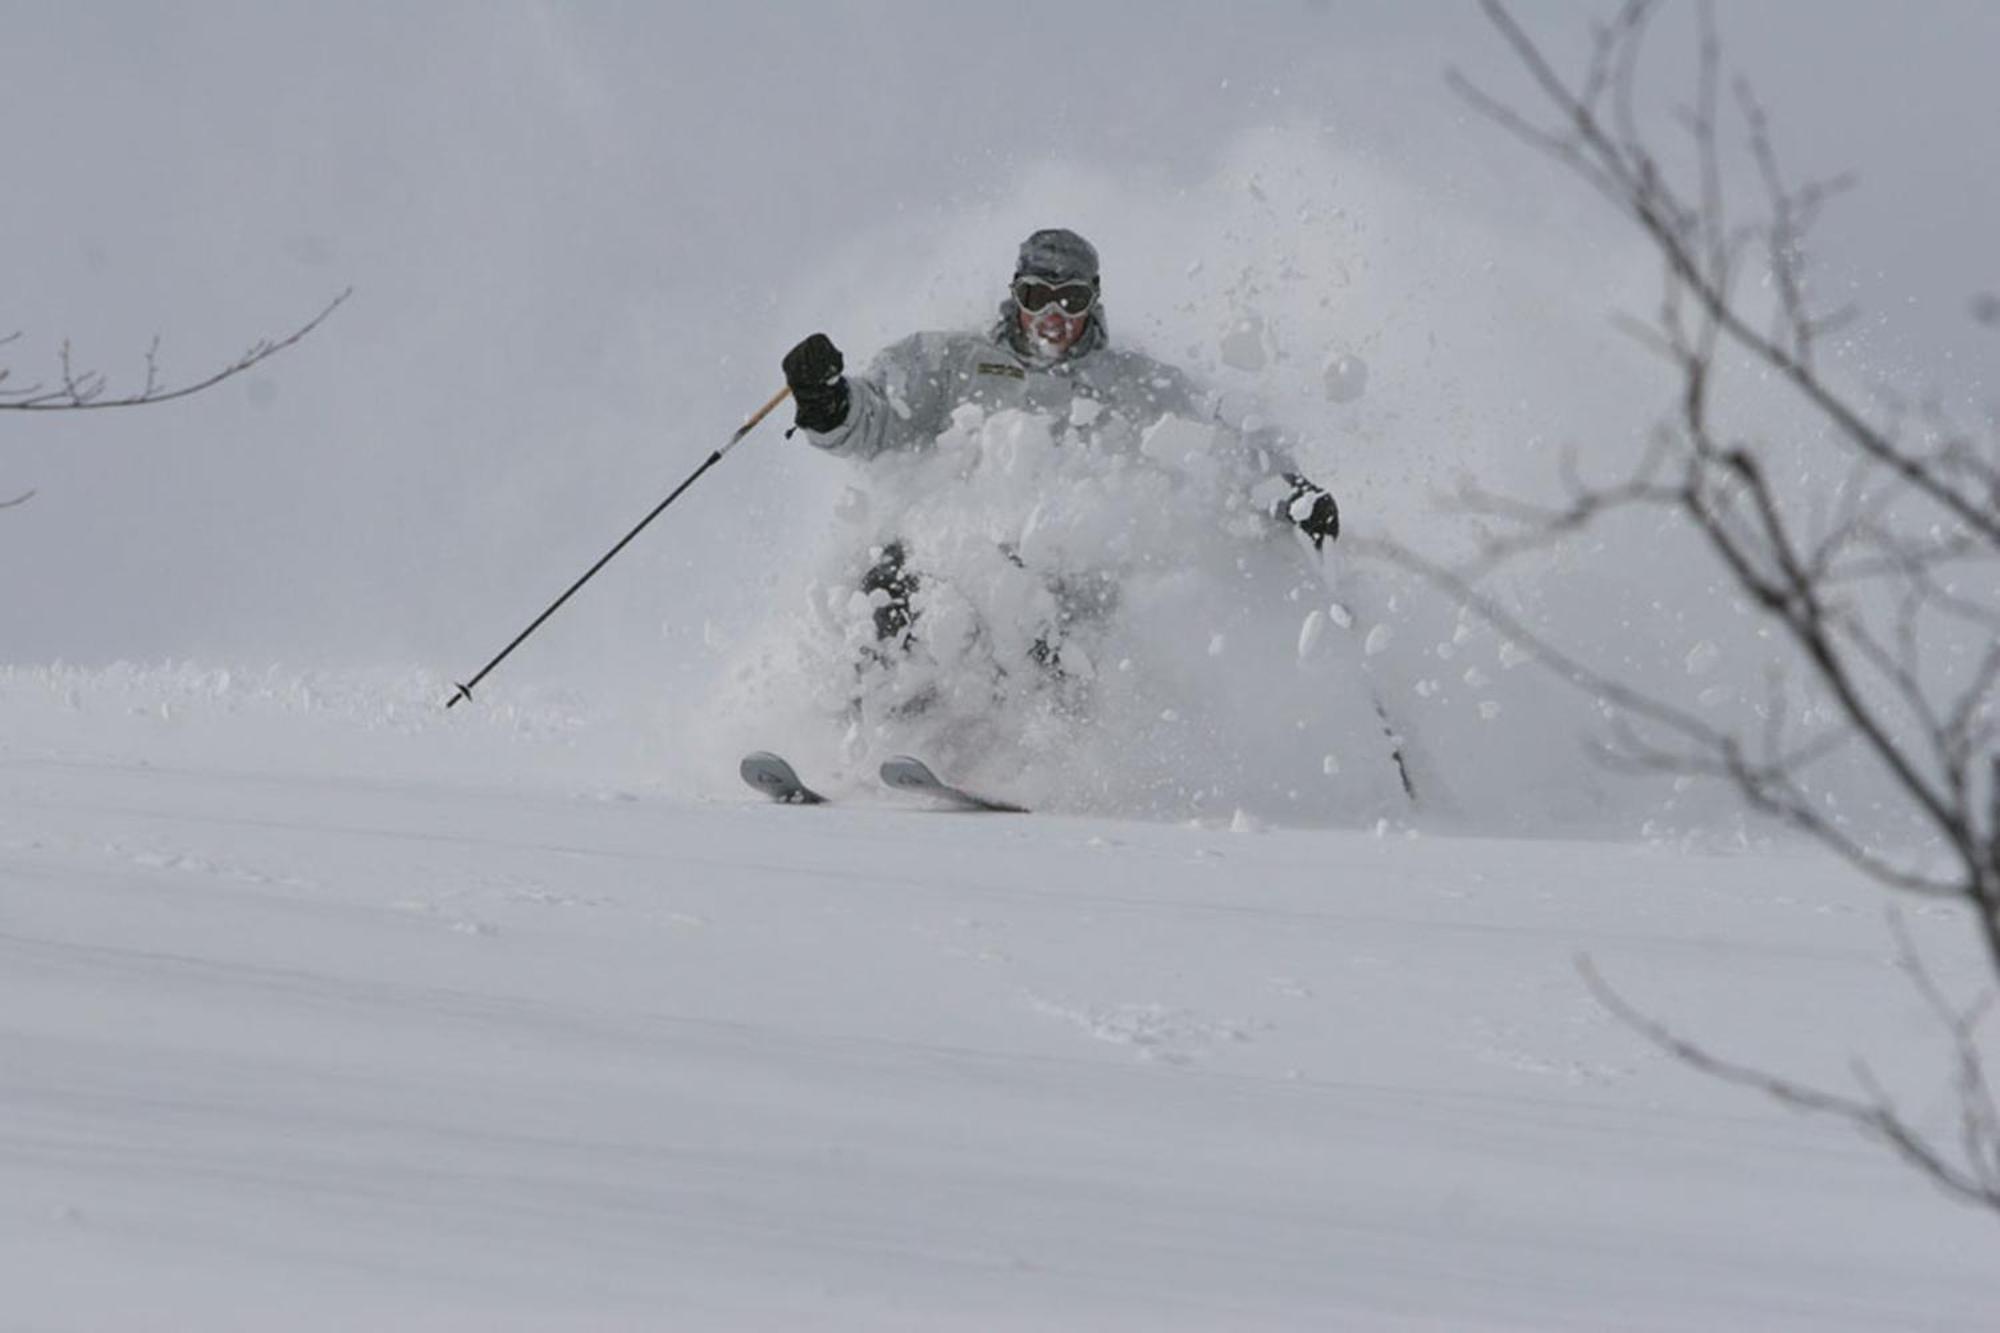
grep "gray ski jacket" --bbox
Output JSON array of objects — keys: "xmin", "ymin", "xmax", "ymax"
[{"xmin": 800, "ymin": 314, "xmax": 1301, "ymax": 490}]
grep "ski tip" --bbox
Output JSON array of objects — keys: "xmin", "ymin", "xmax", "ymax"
[
  {"xmin": 879, "ymin": 755, "xmax": 943, "ymax": 790},
  {"xmin": 879, "ymin": 755, "xmax": 1029, "ymax": 813},
  {"xmin": 739, "ymin": 751, "xmax": 827, "ymax": 805}
]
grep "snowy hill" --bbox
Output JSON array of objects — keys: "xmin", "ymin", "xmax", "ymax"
[
  {"xmin": 9, "ymin": 6, "xmax": 2000, "ymax": 1326},
  {"xmin": 3, "ymin": 671, "xmax": 1994, "ymax": 1330}
]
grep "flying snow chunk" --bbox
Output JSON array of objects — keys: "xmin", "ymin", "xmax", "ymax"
[
  {"xmin": 1685, "ymin": 640, "xmax": 1721, "ymax": 675},
  {"xmin": 1220, "ymin": 314, "xmax": 1269, "ymax": 372},
  {"xmin": 1322, "ymin": 353, "xmax": 1368, "ymax": 404},
  {"xmin": 1364, "ymin": 624, "xmax": 1393, "ymax": 657},
  {"xmin": 1208, "ymin": 633, "xmax": 1228, "ymax": 657},
  {"xmin": 1140, "ymin": 416, "xmax": 1224, "ymax": 469},
  {"xmin": 833, "ymin": 485, "xmax": 870, "ymax": 523},
  {"xmin": 1297, "ymin": 610, "xmax": 1327, "ymax": 661}
]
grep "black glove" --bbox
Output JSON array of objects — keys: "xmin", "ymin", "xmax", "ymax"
[
  {"xmin": 782, "ymin": 332, "xmax": 850, "ymax": 433},
  {"xmin": 1277, "ymin": 473, "xmax": 1340, "ymax": 550}
]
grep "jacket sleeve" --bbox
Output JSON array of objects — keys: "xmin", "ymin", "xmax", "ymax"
[
  {"xmin": 1186, "ymin": 368, "xmax": 1339, "ymax": 541},
  {"xmin": 1138, "ymin": 360, "xmax": 1315, "ymax": 510},
  {"xmin": 798, "ymin": 332, "xmax": 959, "ymax": 461}
]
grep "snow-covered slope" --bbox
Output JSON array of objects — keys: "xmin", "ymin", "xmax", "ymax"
[{"xmin": 3, "ymin": 676, "xmax": 1993, "ymax": 1330}]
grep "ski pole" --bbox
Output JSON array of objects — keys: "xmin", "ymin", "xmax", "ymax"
[
  {"xmin": 1300, "ymin": 547, "xmax": 1420, "ymax": 807},
  {"xmin": 444, "ymin": 385, "xmax": 792, "ymax": 709}
]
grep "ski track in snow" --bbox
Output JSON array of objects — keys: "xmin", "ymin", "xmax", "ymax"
[{"xmin": 1, "ymin": 736, "xmax": 1996, "ymax": 1330}]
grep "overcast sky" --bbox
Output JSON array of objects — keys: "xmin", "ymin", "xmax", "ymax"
[{"xmin": 3, "ymin": 2, "xmax": 1994, "ymax": 678}]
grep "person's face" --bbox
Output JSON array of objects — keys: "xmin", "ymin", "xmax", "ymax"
[
  {"xmin": 1012, "ymin": 276, "xmax": 1096, "ymax": 356},
  {"xmin": 1019, "ymin": 304, "xmax": 1089, "ymax": 353}
]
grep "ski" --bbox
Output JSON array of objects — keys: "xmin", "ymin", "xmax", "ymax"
[
  {"xmin": 879, "ymin": 755, "xmax": 1029, "ymax": 814},
  {"xmin": 739, "ymin": 751, "xmax": 828, "ymax": 805}
]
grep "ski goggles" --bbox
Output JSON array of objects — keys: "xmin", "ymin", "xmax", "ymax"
[{"xmin": 1012, "ymin": 277, "xmax": 1098, "ymax": 317}]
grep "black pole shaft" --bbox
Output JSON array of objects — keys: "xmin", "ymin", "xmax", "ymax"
[{"xmin": 445, "ymin": 386, "xmax": 789, "ymax": 709}]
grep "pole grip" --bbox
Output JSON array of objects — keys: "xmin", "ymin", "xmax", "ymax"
[{"xmin": 724, "ymin": 385, "xmax": 793, "ymax": 454}]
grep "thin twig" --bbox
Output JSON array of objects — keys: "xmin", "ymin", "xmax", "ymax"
[{"xmin": 0, "ymin": 288, "xmax": 351, "ymax": 412}]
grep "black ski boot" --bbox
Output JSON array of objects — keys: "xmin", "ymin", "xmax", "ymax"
[
  {"xmin": 856, "ymin": 540, "xmax": 938, "ymax": 720},
  {"xmin": 861, "ymin": 540, "xmax": 919, "ymax": 643}
]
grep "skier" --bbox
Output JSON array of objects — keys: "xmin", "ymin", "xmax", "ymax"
[{"xmin": 780, "ymin": 226, "xmax": 1341, "ymax": 674}]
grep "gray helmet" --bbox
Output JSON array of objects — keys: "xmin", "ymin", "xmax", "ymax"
[{"xmin": 1014, "ymin": 228, "xmax": 1100, "ymax": 284}]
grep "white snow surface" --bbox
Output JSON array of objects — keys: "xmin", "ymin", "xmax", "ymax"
[
  {"xmin": 3, "ymin": 667, "xmax": 1995, "ymax": 1330},
  {"xmin": 8, "ymin": 6, "xmax": 2000, "ymax": 1327}
]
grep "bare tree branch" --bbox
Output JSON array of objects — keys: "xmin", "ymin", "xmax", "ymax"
[
  {"xmin": 1435, "ymin": 2, "xmax": 2000, "ymax": 1219},
  {"xmin": 3, "ymin": 289, "xmax": 350, "ymax": 510},
  {"xmin": 1581, "ymin": 950, "xmax": 2000, "ymax": 1209},
  {"xmin": 1359, "ymin": 535, "xmax": 1967, "ymax": 898},
  {"xmin": 1455, "ymin": 4, "xmax": 2000, "ymax": 550},
  {"xmin": 0, "ymin": 288, "xmax": 351, "ymax": 413}
]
